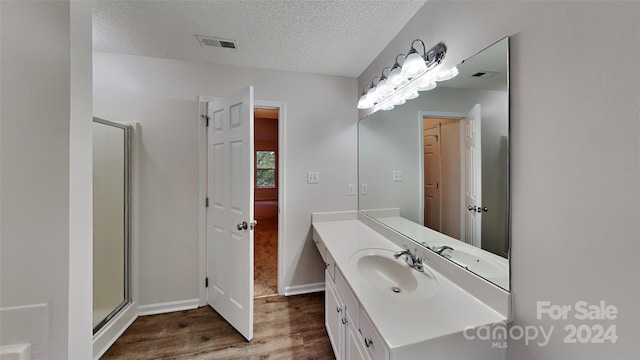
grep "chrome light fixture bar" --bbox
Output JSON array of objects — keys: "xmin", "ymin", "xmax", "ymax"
[{"xmin": 357, "ymin": 40, "xmax": 459, "ymax": 111}]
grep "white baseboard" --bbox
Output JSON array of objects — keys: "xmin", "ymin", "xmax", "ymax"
[
  {"xmin": 137, "ymin": 299, "xmax": 200, "ymax": 316},
  {"xmin": 283, "ymin": 282, "xmax": 325, "ymax": 296}
]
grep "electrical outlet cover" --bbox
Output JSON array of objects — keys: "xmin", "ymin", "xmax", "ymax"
[
  {"xmin": 393, "ymin": 170, "xmax": 404, "ymax": 182},
  {"xmin": 307, "ymin": 171, "xmax": 320, "ymax": 184}
]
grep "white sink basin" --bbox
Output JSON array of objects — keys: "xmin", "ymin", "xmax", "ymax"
[{"xmin": 350, "ymin": 248, "xmax": 438, "ymax": 298}]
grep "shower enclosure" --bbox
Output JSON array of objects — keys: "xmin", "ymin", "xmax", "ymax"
[{"xmin": 92, "ymin": 118, "xmax": 131, "ymax": 334}]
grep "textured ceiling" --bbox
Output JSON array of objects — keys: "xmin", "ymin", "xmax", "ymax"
[{"xmin": 93, "ymin": 0, "xmax": 426, "ymax": 78}]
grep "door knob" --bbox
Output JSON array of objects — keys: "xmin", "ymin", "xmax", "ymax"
[
  {"xmin": 468, "ymin": 206, "xmax": 485, "ymax": 213},
  {"xmin": 237, "ymin": 221, "xmax": 248, "ymax": 231}
]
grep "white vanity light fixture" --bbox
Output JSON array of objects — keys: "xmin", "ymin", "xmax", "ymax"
[
  {"xmin": 375, "ymin": 67, "xmax": 394, "ymax": 98},
  {"xmin": 400, "ymin": 86, "xmax": 420, "ymax": 100},
  {"xmin": 357, "ymin": 79, "xmax": 377, "ymax": 109},
  {"xmin": 356, "ymin": 89, "xmax": 370, "ymax": 109},
  {"xmin": 400, "ymin": 40, "xmax": 430, "ymax": 80},
  {"xmin": 359, "ymin": 40, "xmax": 455, "ymax": 112},
  {"xmin": 387, "ymin": 54, "xmax": 407, "ymax": 88},
  {"xmin": 435, "ymin": 65, "xmax": 459, "ymax": 82}
]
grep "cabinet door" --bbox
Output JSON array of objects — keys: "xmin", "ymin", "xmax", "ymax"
[
  {"xmin": 325, "ymin": 271, "xmax": 344, "ymax": 359},
  {"xmin": 346, "ymin": 310, "xmax": 371, "ymax": 360},
  {"xmin": 360, "ymin": 309, "xmax": 388, "ymax": 360}
]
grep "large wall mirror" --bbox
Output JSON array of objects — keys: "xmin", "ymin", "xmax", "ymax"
[{"xmin": 358, "ymin": 38, "xmax": 510, "ymax": 290}]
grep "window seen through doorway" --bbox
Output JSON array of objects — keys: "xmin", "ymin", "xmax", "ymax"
[{"xmin": 256, "ymin": 151, "xmax": 276, "ymax": 188}]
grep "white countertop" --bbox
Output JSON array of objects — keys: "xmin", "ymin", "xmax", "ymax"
[{"xmin": 312, "ymin": 216, "xmax": 508, "ymax": 350}]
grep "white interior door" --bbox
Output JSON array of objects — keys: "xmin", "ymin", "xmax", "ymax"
[
  {"xmin": 207, "ymin": 86, "xmax": 255, "ymax": 341},
  {"xmin": 424, "ymin": 123, "xmax": 441, "ymax": 231},
  {"xmin": 464, "ymin": 104, "xmax": 482, "ymax": 247}
]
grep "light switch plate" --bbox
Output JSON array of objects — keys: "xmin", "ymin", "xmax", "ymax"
[
  {"xmin": 307, "ymin": 171, "xmax": 320, "ymax": 184},
  {"xmin": 360, "ymin": 184, "xmax": 368, "ymax": 195},
  {"xmin": 347, "ymin": 184, "xmax": 356, "ymax": 196},
  {"xmin": 393, "ymin": 170, "xmax": 404, "ymax": 182}
]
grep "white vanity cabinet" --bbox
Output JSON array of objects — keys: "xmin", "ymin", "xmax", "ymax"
[
  {"xmin": 324, "ymin": 266, "xmax": 389, "ymax": 360},
  {"xmin": 346, "ymin": 308, "xmax": 370, "ymax": 360},
  {"xmin": 358, "ymin": 309, "xmax": 386, "ymax": 360},
  {"xmin": 312, "ymin": 212, "xmax": 510, "ymax": 360},
  {"xmin": 325, "ymin": 270, "xmax": 345, "ymax": 359}
]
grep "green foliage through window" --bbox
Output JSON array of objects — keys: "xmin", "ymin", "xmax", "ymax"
[{"xmin": 256, "ymin": 151, "xmax": 276, "ymax": 187}]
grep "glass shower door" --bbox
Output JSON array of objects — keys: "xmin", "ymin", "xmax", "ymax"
[{"xmin": 92, "ymin": 118, "xmax": 130, "ymax": 334}]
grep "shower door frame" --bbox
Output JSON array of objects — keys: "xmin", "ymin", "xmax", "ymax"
[{"xmin": 92, "ymin": 117, "xmax": 132, "ymax": 335}]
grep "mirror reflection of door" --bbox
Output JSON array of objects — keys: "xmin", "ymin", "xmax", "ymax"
[
  {"xmin": 423, "ymin": 117, "xmax": 462, "ymax": 240},
  {"xmin": 463, "ymin": 104, "xmax": 482, "ymax": 247},
  {"xmin": 423, "ymin": 122, "xmax": 441, "ymax": 231}
]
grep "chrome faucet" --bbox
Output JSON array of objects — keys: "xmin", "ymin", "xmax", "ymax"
[
  {"xmin": 432, "ymin": 245, "xmax": 453, "ymax": 255},
  {"xmin": 394, "ymin": 245, "xmax": 425, "ymax": 272}
]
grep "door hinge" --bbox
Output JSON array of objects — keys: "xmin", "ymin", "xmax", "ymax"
[
  {"xmin": 205, "ymin": 197, "xmax": 209, "ymax": 208},
  {"xmin": 205, "ymin": 277, "xmax": 209, "ymax": 288}
]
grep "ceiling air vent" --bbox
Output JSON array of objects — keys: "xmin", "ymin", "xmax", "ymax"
[
  {"xmin": 471, "ymin": 71, "xmax": 499, "ymax": 78},
  {"xmin": 195, "ymin": 35, "xmax": 238, "ymax": 49}
]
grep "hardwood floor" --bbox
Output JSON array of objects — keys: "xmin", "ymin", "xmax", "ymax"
[
  {"xmin": 255, "ymin": 218, "xmax": 278, "ymax": 297},
  {"xmin": 102, "ymin": 293, "xmax": 335, "ymax": 359}
]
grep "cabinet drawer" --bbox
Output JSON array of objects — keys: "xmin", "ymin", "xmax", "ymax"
[
  {"xmin": 359, "ymin": 308, "xmax": 388, "ymax": 360},
  {"xmin": 334, "ymin": 268, "xmax": 359, "ymax": 328}
]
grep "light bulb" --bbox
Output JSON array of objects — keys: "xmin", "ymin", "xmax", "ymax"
[
  {"xmin": 417, "ymin": 78, "xmax": 437, "ymax": 91},
  {"xmin": 396, "ymin": 84, "xmax": 419, "ymax": 101},
  {"xmin": 436, "ymin": 66, "xmax": 459, "ymax": 82},
  {"xmin": 389, "ymin": 93, "xmax": 406, "ymax": 106},
  {"xmin": 379, "ymin": 102, "xmax": 395, "ymax": 111},
  {"xmin": 387, "ymin": 66, "xmax": 403, "ymax": 87},
  {"xmin": 366, "ymin": 85, "xmax": 377, "ymax": 104},
  {"xmin": 400, "ymin": 51, "xmax": 427, "ymax": 80},
  {"xmin": 357, "ymin": 93, "xmax": 371, "ymax": 109},
  {"xmin": 375, "ymin": 78, "xmax": 391, "ymax": 98}
]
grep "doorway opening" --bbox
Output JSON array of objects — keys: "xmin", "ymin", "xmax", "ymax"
[{"xmin": 253, "ymin": 108, "xmax": 279, "ymax": 298}]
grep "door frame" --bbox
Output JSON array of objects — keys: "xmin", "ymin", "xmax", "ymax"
[{"xmin": 197, "ymin": 97, "xmax": 287, "ymax": 306}]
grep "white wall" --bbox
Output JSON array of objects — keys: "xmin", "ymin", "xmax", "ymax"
[
  {"xmin": 359, "ymin": 108, "xmax": 422, "ymax": 221},
  {"xmin": 68, "ymin": 1, "xmax": 94, "ymax": 357},
  {"xmin": 1, "ymin": 1, "xmax": 93, "ymax": 359},
  {"xmin": 93, "ymin": 53, "xmax": 358, "ymax": 306},
  {"xmin": 360, "ymin": 1, "xmax": 640, "ymax": 359}
]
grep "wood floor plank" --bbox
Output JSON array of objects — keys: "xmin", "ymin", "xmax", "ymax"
[{"xmin": 101, "ymin": 292, "xmax": 335, "ymax": 359}]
